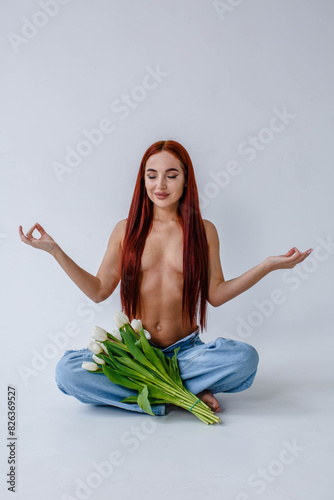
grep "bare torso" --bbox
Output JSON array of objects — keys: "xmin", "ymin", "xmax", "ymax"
[{"xmin": 121, "ymin": 220, "xmax": 199, "ymax": 348}]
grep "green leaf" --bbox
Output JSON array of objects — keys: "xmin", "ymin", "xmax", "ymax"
[
  {"xmin": 109, "ymin": 357, "xmax": 143, "ymax": 380},
  {"xmin": 114, "ymin": 358, "xmax": 162, "ymax": 388},
  {"xmin": 104, "ymin": 340, "xmax": 129, "ymax": 358},
  {"xmin": 147, "ymin": 398, "xmax": 168, "ymax": 405},
  {"xmin": 137, "ymin": 385, "xmax": 155, "ymax": 416},
  {"xmin": 170, "ymin": 346, "xmax": 184, "ymax": 387},
  {"xmin": 93, "ymin": 353, "xmax": 115, "ymax": 369},
  {"xmin": 140, "ymin": 383, "xmax": 175, "ymax": 403},
  {"xmin": 106, "ymin": 333, "xmax": 128, "ymax": 349},
  {"xmin": 123, "ymin": 323, "xmax": 140, "ymax": 343},
  {"xmin": 116, "ymin": 356, "xmax": 157, "ymax": 383},
  {"xmin": 138, "ymin": 329, "xmax": 170, "ymax": 380},
  {"xmin": 109, "ymin": 356, "xmax": 162, "ymax": 390},
  {"xmin": 119, "ymin": 395, "xmax": 140, "ymax": 403},
  {"xmin": 121, "ymin": 328, "xmax": 157, "ymax": 373},
  {"xmin": 101, "ymin": 364, "xmax": 144, "ymax": 391},
  {"xmin": 99, "ymin": 352, "xmax": 118, "ymax": 370},
  {"xmin": 154, "ymin": 348, "xmax": 176, "ymax": 380},
  {"xmin": 121, "ymin": 395, "xmax": 167, "ymax": 405}
]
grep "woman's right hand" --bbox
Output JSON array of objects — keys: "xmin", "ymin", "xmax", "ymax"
[{"xmin": 18, "ymin": 223, "xmax": 59, "ymax": 256}]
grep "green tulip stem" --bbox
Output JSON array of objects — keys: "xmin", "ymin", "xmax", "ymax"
[{"xmin": 145, "ymin": 380, "xmax": 220, "ymax": 423}]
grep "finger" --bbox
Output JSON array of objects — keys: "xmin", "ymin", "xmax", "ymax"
[
  {"xmin": 291, "ymin": 250, "xmax": 310, "ymax": 265},
  {"xmin": 19, "ymin": 225, "xmax": 28, "ymax": 238},
  {"xmin": 35, "ymin": 222, "xmax": 46, "ymax": 235},
  {"xmin": 19, "ymin": 226, "xmax": 32, "ymax": 243},
  {"xmin": 296, "ymin": 249, "xmax": 310, "ymax": 258},
  {"xmin": 298, "ymin": 249, "xmax": 313, "ymax": 261},
  {"xmin": 26, "ymin": 224, "xmax": 38, "ymax": 237},
  {"xmin": 286, "ymin": 248, "xmax": 300, "ymax": 260},
  {"xmin": 285, "ymin": 247, "xmax": 297, "ymax": 256}
]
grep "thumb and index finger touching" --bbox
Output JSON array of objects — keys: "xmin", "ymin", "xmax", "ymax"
[
  {"xmin": 285, "ymin": 247, "xmax": 301, "ymax": 257},
  {"xmin": 285, "ymin": 247, "xmax": 313, "ymax": 262},
  {"xmin": 19, "ymin": 222, "xmax": 46, "ymax": 241}
]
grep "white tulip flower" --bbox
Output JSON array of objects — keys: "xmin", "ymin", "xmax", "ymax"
[
  {"xmin": 87, "ymin": 339, "xmax": 103, "ymax": 354},
  {"xmin": 98, "ymin": 342, "xmax": 109, "ymax": 354},
  {"xmin": 82, "ymin": 361, "xmax": 99, "ymax": 371},
  {"xmin": 91, "ymin": 325, "xmax": 108, "ymax": 342},
  {"xmin": 111, "ymin": 330, "xmax": 123, "ymax": 342},
  {"xmin": 92, "ymin": 354, "xmax": 105, "ymax": 365},
  {"xmin": 131, "ymin": 319, "xmax": 142, "ymax": 333},
  {"xmin": 113, "ymin": 310, "xmax": 130, "ymax": 329},
  {"xmin": 144, "ymin": 329, "xmax": 151, "ymax": 340}
]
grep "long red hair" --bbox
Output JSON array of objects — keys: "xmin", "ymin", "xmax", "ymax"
[{"xmin": 120, "ymin": 140, "xmax": 209, "ymax": 332}]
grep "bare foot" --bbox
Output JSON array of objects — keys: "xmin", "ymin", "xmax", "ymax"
[{"xmin": 196, "ymin": 389, "xmax": 221, "ymax": 413}]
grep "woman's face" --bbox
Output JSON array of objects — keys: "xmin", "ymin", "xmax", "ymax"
[{"xmin": 144, "ymin": 151, "xmax": 187, "ymax": 207}]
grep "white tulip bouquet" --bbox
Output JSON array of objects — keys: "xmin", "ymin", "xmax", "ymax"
[{"xmin": 82, "ymin": 310, "xmax": 221, "ymax": 425}]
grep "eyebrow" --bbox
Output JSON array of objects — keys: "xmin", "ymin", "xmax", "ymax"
[{"xmin": 146, "ymin": 168, "xmax": 180, "ymax": 173}]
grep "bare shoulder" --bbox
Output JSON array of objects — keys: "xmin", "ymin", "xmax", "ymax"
[
  {"xmin": 115, "ymin": 219, "xmax": 127, "ymax": 249},
  {"xmin": 117, "ymin": 218, "xmax": 127, "ymax": 230},
  {"xmin": 203, "ymin": 219, "xmax": 215, "ymax": 229},
  {"xmin": 202, "ymin": 219, "xmax": 219, "ymax": 244},
  {"xmin": 112, "ymin": 218, "xmax": 127, "ymax": 234}
]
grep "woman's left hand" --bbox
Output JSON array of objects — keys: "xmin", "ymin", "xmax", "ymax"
[{"xmin": 265, "ymin": 247, "xmax": 313, "ymax": 272}]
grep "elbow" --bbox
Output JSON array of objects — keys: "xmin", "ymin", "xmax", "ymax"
[
  {"xmin": 94, "ymin": 288, "xmax": 103, "ymax": 303},
  {"xmin": 95, "ymin": 288, "xmax": 112, "ymax": 304},
  {"xmin": 208, "ymin": 280, "xmax": 227, "ymax": 308},
  {"xmin": 208, "ymin": 293, "xmax": 227, "ymax": 308},
  {"xmin": 94, "ymin": 278, "xmax": 103, "ymax": 303},
  {"xmin": 208, "ymin": 288, "xmax": 220, "ymax": 308},
  {"xmin": 92, "ymin": 293, "xmax": 101, "ymax": 303},
  {"xmin": 208, "ymin": 296, "xmax": 219, "ymax": 308}
]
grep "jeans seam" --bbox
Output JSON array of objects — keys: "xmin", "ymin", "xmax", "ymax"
[{"xmin": 180, "ymin": 350, "xmax": 205, "ymax": 370}]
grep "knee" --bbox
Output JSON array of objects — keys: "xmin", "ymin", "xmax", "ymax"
[
  {"xmin": 238, "ymin": 342, "xmax": 259, "ymax": 376},
  {"xmin": 55, "ymin": 351, "xmax": 81, "ymax": 391},
  {"xmin": 55, "ymin": 354, "xmax": 69, "ymax": 390}
]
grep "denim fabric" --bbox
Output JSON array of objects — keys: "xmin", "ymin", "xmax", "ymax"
[{"xmin": 55, "ymin": 327, "xmax": 259, "ymax": 417}]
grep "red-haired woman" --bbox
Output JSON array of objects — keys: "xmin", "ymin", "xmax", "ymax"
[{"xmin": 19, "ymin": 140, "xmax": 312, "ymax": 416}]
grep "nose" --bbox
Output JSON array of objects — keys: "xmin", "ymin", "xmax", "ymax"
[{"xmin": 156, "ymin": 176, "xmax": 167, "ymax": 190}]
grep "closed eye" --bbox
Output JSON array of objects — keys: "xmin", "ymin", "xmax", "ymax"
[{"xmin": 148, "ymin": 176, "xmax": 177, "ymax": 179}]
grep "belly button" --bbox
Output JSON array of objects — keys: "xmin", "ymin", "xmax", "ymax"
[{"xmin": 156, "ymin": 324, "xmax": 161, "ymax": 331}]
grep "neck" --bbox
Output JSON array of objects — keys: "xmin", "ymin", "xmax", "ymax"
[
  {"xmin": 153, "ymin": 217, "xmax": 179, "ymax": 223},
  {"xmin": 152, "ymin": 206, "xmax": 180, "ymax": 224}
]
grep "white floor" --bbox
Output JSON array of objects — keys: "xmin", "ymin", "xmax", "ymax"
[{"xmin": 2, "ymin": 326, "xmax": 333, "ymax": 500}]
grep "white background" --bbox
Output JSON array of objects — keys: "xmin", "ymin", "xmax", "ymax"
[{"xmin": 1, "ymin": 1, "xmax": 333, "ymax": 499}]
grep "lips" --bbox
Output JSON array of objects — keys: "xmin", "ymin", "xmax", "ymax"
[{"xmin": 155, "ymin": 193, "xmax": 169, "ymax": 198}]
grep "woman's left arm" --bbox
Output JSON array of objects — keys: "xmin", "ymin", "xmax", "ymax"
[{"xmin": 204, "ymin": 220, "xmax": 312, "ymax": 308}]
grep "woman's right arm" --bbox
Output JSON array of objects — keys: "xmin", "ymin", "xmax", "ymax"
[{"xmin": 19, "ymin": 220, "xmax": 126, "ymax": 303}]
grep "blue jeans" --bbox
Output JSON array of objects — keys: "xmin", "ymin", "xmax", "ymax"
[{"xmin": 55, "ymin": 328, "xmax": 259, "ymax": 416}]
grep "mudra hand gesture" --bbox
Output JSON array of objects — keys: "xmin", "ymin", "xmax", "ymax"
[
  {"xmin": 265, "ymin": 247, "xmax": 312, "ymax": 271},
  {"xmin": 18, "ymin": 223, "xmax": 58, "ymax": 256}
]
